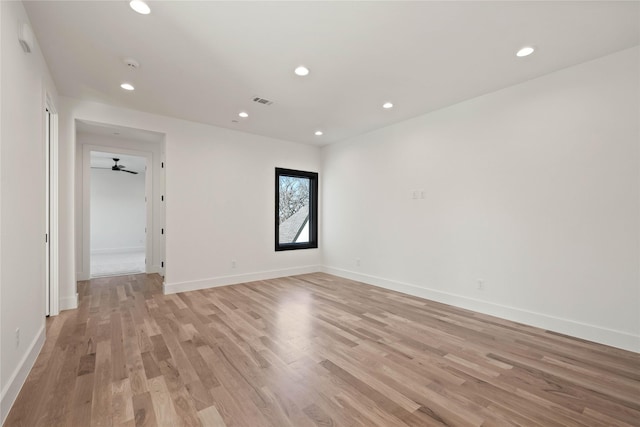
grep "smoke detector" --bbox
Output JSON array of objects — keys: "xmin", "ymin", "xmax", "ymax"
[{"xmin": 123, "ymin": 58, "xmax": 140, "ymax": 69}]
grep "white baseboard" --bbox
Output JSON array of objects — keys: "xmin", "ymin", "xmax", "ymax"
[
  {"xmin": 147, "ymin": 264, "xmax": 164, "ymax": 275},
  {"xmin": 164, "ymin": 265, "xmax": 322, "ymax": 294},
  {"xmin": 59, "ymin": 293, "xmax": 78, "ymax": 311},
  {"xmin": 90, "ymin": 246, "xmax": 145, "ymax": 255},
  {"xmin": 322, "ymin": 266, "xmax": 640, "ymax": 353},
  {"xmin": 1, "ymin": 324, "xmax": 46, "ymax": 425},
  {"xmin": 76, "ymin": 271, "xmax": 89, "ymax": 281}
]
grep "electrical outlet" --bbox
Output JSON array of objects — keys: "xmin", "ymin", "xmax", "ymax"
[
  {"xmin": 411, "ymin": 189, "xmax": 426, "ymax": 200},
  {"xmin": 477, "ymin": 279, "xmax": 484, "ymax": 291},
  {"xmin": 231, "ymin": 260, "xmax": 237, "ymax": 269},
  {"xmin": 16, "ymin": 328, "xmax": 20, "ymax": 347}
]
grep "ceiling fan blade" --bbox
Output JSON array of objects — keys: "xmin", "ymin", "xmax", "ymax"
[
  {"xmin": 122, "ymin": 169, "xmax": 138, "ymax": 174},
  {"xmin": 91, "ymin": 166, "xmax": 112, "ymax": 169}
]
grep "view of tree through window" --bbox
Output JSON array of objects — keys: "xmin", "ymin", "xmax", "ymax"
[
  {"xmin": 275, "ymin": 168, "xmax": 318, "ymax": 250},
  {"xmin": 279, "ymin": 176, "xmax": 309, "ymax": 225}
]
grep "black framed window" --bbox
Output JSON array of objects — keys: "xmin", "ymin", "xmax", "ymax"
[{"xmin": 275, "ymin": 168, "xmax": 318, "ymax": 251}]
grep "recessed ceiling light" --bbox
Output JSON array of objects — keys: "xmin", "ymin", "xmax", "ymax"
[
  {"xmin": 314, "ymin": 130, "xmax": 323, "ymax": 136},
  {"xmin": 294, "ymin": 66, "xmax": 310, "ymax": 76},
  {"xmin": 120, "ymin": 83, "xmax": 135, "ymax": 91},
  {"xmin": 382, "ymin": 102, "xmax": 394, "ymax": 109},
  {"xmin": 129, "ymin": 0, "xmax": 151, "ymax": 15},
  {"xmin": 238, "ymin": 111, "xmax": 249, "ymax": 118},
  {"xmin": 516, "ymin": 46, "xmax": 535, "ymax": 57}
]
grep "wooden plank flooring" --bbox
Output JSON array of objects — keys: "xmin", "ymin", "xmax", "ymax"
[{"xmin": 4, "ymin": 272, "xmax": 640, "ymax": 426}]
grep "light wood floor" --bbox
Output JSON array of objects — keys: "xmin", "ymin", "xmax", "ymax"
[{"xmin": 4, "ymin": 273, "xmax": 640, "ymax": 426}]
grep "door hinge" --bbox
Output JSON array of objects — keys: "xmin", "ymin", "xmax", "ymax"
[
  {"xmin": 161, "ymin": 162, "xmax": 164, "ymax": 168},
  {"xmin": 161, "ymin": 261, "xmax": 164, "ymax": 268},
  {"xmin": 45, "ymin": 234, "xmax": 48, "ymax": 243},
  {"xmin": 161, "ymin": 195, "xmax": 164, "ymax": 201},
  {"xmin": 161, "ymin": 228, "xmax": 164, "ymax": 235}
]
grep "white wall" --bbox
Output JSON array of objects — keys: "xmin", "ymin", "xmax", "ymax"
[
  {"xmin": 75, "ymin": 133, "xmax": 163, "ymax": 280},
  {"xmin": 322, "ymin": 47, "xmax": 640, "ymax": 352},
  {"xmin": 0, "ymin": 0, "xmax": 3, "ymax": 415},
  {"xmin": 0, "ymin": 1, "xmax": 58, "ymax": 422},
  {"xmin": 90, "ymin": 168, "xmax": 146, "ymax": 253},
  {"xmin": 59, "ymin": 98, "xmax": 322, "ymax": 302},
  {"xmin": 0, "ymin": 0, "xmax": 3, "ymax": 419}
]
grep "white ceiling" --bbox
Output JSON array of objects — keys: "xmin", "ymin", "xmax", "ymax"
[
  {"xmin": 77, "ymin": 119, "xmax": 164, "ymax": 143},
  {"xmin": 25, "ymin": 1, "xmax": 639, "ymax": 146}
]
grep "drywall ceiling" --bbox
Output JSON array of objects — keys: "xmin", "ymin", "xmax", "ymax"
[
  {"xmin": 77, "ymin": 120, "xmax": 164, "ymax": 144},
  {"xmin": 25, "ymin": 1, "xmax": 639, "ymax": 145}
]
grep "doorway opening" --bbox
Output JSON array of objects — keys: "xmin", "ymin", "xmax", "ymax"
[
  {"xmin": 90, "ymin": 151, "xmax": 147, "ymax": 277},
  {"xmin": 75, "ymin": 120, "xmax": 165, "ymax": 284}
]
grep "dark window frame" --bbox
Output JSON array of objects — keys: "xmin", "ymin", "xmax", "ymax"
[{"xmin": 275, "ymin": 167, "xmax": 318, "ymax": 251}]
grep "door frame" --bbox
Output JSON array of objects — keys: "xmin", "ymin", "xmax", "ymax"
[
  {"xmin": 44, "ymin": 92, "xmax": 59, "ymax": 316},
  {"xmin": 81, "ymin": 144, "xmax": 153, "ymax": 279}
]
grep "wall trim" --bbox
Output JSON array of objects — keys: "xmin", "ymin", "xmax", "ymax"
[
  {"xmin": 90, "ymin": 246, "xmax": 145, "ymax": 255},
  {"xmin": 59, "ymin": 293, "xmax": 78, "ymax": 311},
  {"xmin": 322, "ymin": 266, "xmax": 640, "ymax": 353},
  {"xmin": 45, "ymin": 92, "xmax": 60, "ymax": 316},
  {"xmin": 1, "ymin": 324, "xmax": 46, "ymax": 425},
  {"xmin": 164, "ymin": 265, "xmax": 322, "ymax": 294},
  {"xmin": 148, "ymin": 264, "xmax": 163, "ymax": 275}
]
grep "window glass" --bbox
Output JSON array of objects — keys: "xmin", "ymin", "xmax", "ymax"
[{"xmin": 275, "ymin": 168, "xmax": 318, "ymax": 251}]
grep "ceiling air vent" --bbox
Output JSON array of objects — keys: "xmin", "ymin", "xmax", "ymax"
[{"xmin": 252, "ymin": 96, "xmax": 274, "ymax": 106}]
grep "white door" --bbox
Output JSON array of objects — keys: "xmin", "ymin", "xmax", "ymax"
[{"xmin": 45, "ymin": 107, "xmax": 51, "ymax": 316}]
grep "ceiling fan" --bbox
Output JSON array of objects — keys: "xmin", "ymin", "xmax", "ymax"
[{"xmin": 91, "ymin": 158, "xmax": 138, "ymax": 174}]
